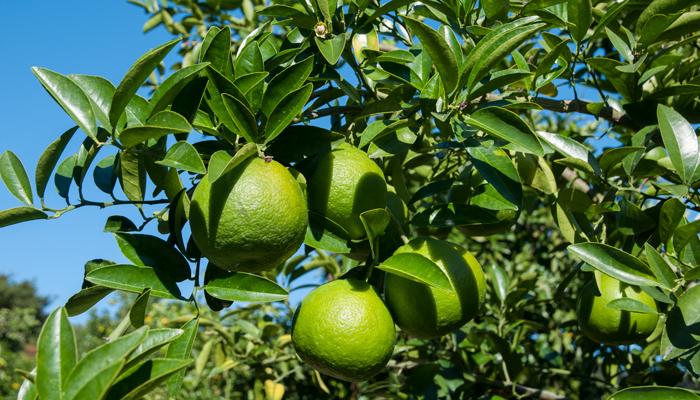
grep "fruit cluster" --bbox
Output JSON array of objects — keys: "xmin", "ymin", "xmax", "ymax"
[{"xmin": 189, "ymin": 142, "xmax": 658, "ymax": 382}]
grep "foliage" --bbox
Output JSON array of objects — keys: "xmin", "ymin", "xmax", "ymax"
[{"xmin": 2, "ymin": 0, "xmax": 700, "ymax": 398}]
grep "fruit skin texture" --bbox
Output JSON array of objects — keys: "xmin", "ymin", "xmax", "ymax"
[
  {"xmin": 190, "ymin": 157, "xmax": 308, "ymax": 273},
  {"xmin": 576, "ymin": 274, "xmax": 659, "ymax": 346},
  {"xmin": 383, "ymin": 237, "xmax": 486, "ymax": 339},
  {"xmin": 291, "ymin": 279, "xmax": 396, "ymax": 382},
  {"xmin": 306, "ymin": 142, "xmax": 387, "ymax": 240}
]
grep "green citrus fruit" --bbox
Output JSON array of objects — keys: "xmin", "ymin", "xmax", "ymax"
[
  {"xmin": 306, "ymin": 143, "xmax": 387, "ymax": 240},
  {"xmin": 383, "ymin": 237, "xmax": 486, "ymax": 339},
  {"xmin": 457, "ymin": 209, "xmax": 520, "ymax": 237},
  {"xmin": 576, "ymin": 274, "xmax": 659, "ymax": 346},
  {"xmin": 190, "ymin": 157, "xmax": 307, "ymax": 273},
  {"xmin": 291, "ymin": 278, "xmax": 396, "ymax": 382}
]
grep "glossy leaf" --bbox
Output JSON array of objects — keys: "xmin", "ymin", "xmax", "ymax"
[
  {"xmin": 93, "ymin": 155, "xmax": 117, "ymax": 195},
  {"xmin": 412, "ymin": 203, "xmax": 500, "ymax": 227},
  {"xmin": 402, "ymin": 16, "xmax": 458, "ymax": 95},
  {"xmin": 662, "ymin": 286, "xmax": 700, "ymax": 359},
  {"xmin": 658, "ymin": 198, "xmax": 685, "ymax": 245},
  {"xmin": 261, "ymin": 56, "xmax": 314, "ymax": 117},
  {"xmin": 109, "ymin": 38, "xmax": 180, "ymax": 127},
  {"xmin": 409, "ymin": 180, "xmax": 456, "ymax": 206},
  {"xmin": 465, "ymin": 107, "xmax": 545, "ymax": 156},
  {"xmin": 488, "ymin": 264, "xmax": 509, "ymax": 302},
  {"xmin": 63, "ymin": 327, "xmax": 148, "ymax": 400},
  {"xmin": 599, "ymin": 147, "xmax": 646, "ymax": 176},
  {"xmin": 673, "ymin": 220, "xmax": 700, "ymax": 254},
  {"xmin": 468, "ymin": 69, "xmax": 533, "ymax": 102},
  {"xmin": 68, "ymin": 75, "xmax": 116, "ymax": 131},
  {"xmin": 605, "ymin": 298, "xmax": 658, "ymax": 314},
  {"xmin": 222, "ymin": 93, "xmax": 258, "ymax": 143},
  {"xmin": 467, "ymin": 145, "xmax": 522, "ymax": 208},
  {"xmin": 17, "ymin": 368, "xmax": 37, "ymax": 400},
  {"xmin": 125, "ymin": 329, "xmax": 184, "ymax": 370},
  {"xmin": 315, "ymin": 34, "xmax": 346, "ymax": 66},
  {"xmin": 199, "ymin": 68, "xmax": 247, "ymax": 144},
  {"xmin": 54, "ymin": 154, "xmax": 76, "ymax": 199},
  {"xmin": 205, "ymin": 272, "xmax": 290, "ymax": 302},
  {"xmin": 64, "ymin": 286, "xmax": 115, "ymax": 317},
  {"xmin": 36, "ymin": 307, "xmax": 77, "ymax": 400},
  {"xmin": 118, "ymin": 151, "xmax": 146, "ymax": 202},
  {"xmin": 360, "ymin": 208, "xmax": 391, "ymax": 257},
  {"xmin": 265, "ymin": 83, "xmax": 313, "ymax": 142},
  {"xmin": 607, "ymin": 386, "xmax": 700, "ymax": 400},
  {"xmin": 658, "ymin": 104, "xmax": 699, "ymax": 183},
  {"xmin": 0, "ymin": 151, "xmax": 33, "ymax": 206},
  {"xmin": 32, "ymin": 67, "xmax": 99, "ymax": 142},
  {"xmin": 377, "ymin": 252, "xmax": 453, "ymax": 291},
  {"xmin": 567, "ymin": 0, "xmax": 592, "ymax": 45},
  {"xmin": 616, "ymin": 200, "xmax": 656, "ymax": 235},
  {"xmin": 165, "ymin": 318, "xmax": 199, "ymax": 397},
  {"xmin": 557, "ymin": 188, "xmax": 592, "ymax": 213},
  {"xmin": 85, "ymin": 264, "xmax": 184, "ymax": 300},
  {"xmin": 234, "ymin": 40, "xmax": 263, "ymax": 77},
  {"xmin": 209, "ymin": 143, "xmax": 257, "ymax": 184},
  {"xmin": 75, "ymin": 129, "xmax": 109, "ymax": 188},
  {"xmin": 568, "ymin": 243, "xmax": 664, "ymax": 288},
  {"xmin": 106, "ymin": 359, "xmax": 192, "ymax": 400},
  {"xmin": 645, "ymin": 244, "xmax": 678, "ymax": 290},
  {"xmin": 114, "ymin": 233, "xmax": 191, "ymax": 282},
  {"xmin": 129, "ymin": 288, "xmax": 150, "ymax": 329},
  {"xmin": 202, "ymin": 27, "xmax": 231, "ymax": 74},
  {"xmin": 586, "ymin": 58, "xmax": 635, "ymax": 102},
  {"xmin": 148, "ymin": 63, "xmax": 210, "ymax": 118},
  {"xmin": 305, "ymin": 211, "xmax": 357, "ymax": 253},
  {"xmin": 156, "ymin": 141, "xmax": 206, "ymax": 174},
  {"xmin": 35, "ymin": 126, "xmax": 78, "ymax": 200},
  {"xmin": 536, "ymin": 131, "xmax": 601, "ymax": 175},
  {"xmin": 120, "ymin": 111, "xmax": 192, "ymax": 148}
]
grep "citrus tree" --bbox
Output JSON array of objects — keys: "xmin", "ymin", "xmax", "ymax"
[{"xmin": 2, "ymin": 0, "xmax": 700, "ymax": 398}]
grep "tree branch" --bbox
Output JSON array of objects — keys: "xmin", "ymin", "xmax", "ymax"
[{"xmin": 466, "ymin": 373, "xmax": 575, "ymax": 400}]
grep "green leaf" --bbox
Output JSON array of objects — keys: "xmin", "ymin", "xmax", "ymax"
[
  {"xmin": 235, "ymin": 72, "xmax": 268, "ymax": 112},
  {"xmin": 467, "ymin": 145, "xmax": 522, "ymax": 208},
  {"xmin": 607, "ymin": 386, "xmax": 700, "ymax": 400},
  {"xmin": 31, "ymin": 67, "xmax": 99, "ymax": 143},
  {"xmin": 315, "ymin": 34, "xmax": 346, "ymax": 65},
  {"xmin": 658, "ymin": 104, "xmax": 699, "ymax": 183},
  {"xmin": 412, "ymin": 203, "xmax": 500, "ymax": 227},
  {"xmin": 658, "ymin": 198, "xmax": 686, "ymax": 245},
  {"xmin": 67, "ymin": 74, "xmax": 116, "ymax": 132},
  {"xmin": 54, "ymin": 154, "xmax": 76, "ymax": 199},
  {"xmin": 156, "ymin": 141, "xmax": 206, "ymax": 174},
  {"xmin": 645, "ymin": 244, "xmax": 678, "ymax": 290},
  {"xmin": 662, "ymin": 285, "xmax": 700, "ymax": 360},
  {"xmin": 557, "ymin": 188, "xmax": 593, "ymax": 213},
  {"xmin": 377, "ymin": 252, "xmax": 453, "ymax": 292},
  {"xmin": 536, "ymin": 131, "xmax": 601, "ymax": 175},
  {"xmin": 93, "ymin": 155, "xmax": 118, "ymax": 195},
  {"xmin": 63, "ymin": 327, "xmax": 148, "ymax": 400},
  {"xmin": 261, "ymin": 56, "xmax": 314, "ymax": 118},
  {"xmin": 113, "ymin": 233, "xmax": 191, "ymax": 282},
  {"xmin": 616, "ymin": 199, "xmax": 657, "ymax": 235},
  {"xmin": 316, "ymin": 0, "xmax": 335, "ymax": 21},
  {"xmin": 36, "ymin": 307, "xmax": 77, "ymax": 400},
  {"xmin": 35, "ymin": 127, "xmax": 78, "ymax": 200},
  {"xmin": 674, "ymin": 220, "xmax": 700, "ymax": 254},
  {"xmin": 209, "ymin": 143, "xmax": 258, "ymax": 184},
  {"xmin": 0, "ymin": 206, "xmax": 47, "ymax": 229},
  {"xmin": 148, "ymin": 63, "xmax": 210, "ymax": 119},
  {"xmin": 409, "ymin": 180, "xmax": 456, "ymax": 206},
  {"xmin": 605, "ymin": 297, "xmax": 658, "ymax": 314},
  {"xmin": 567, "ymin": 0, "xmax": 592, "ymax": 45},
  {"xmin": 466, "ymin": 23, "xmax": 545, "ymax": 93},
  {"xmin": 468, "ymin": 69, "xmax": 533, "ymax": 102},
  {"xmin": 103, "ymin": 214, "xmax": 137, "ymax": 233},
  {"xmin": 465, "ymin": 107, "xmax": 545, "ymax": 156},
  {"xmin": 305, "ymin": 211, "xmax": 357, "ymax": 253},
  {"xmin": 265, "ymin": 83, "xmax": 313, "ymax": 142},
  {"xmin": 109, "ymin": 38, "xmax": 180, "ymax": 127},
  {"xmin": 360, "ymin": 208, "xmax": 391, "ymax": 257},
  {"xmin": 521, "ymin": 0, "xmax": 567, "ymax": 14},
  {"xmin": 106, "ymin": 359, "xmax": 192, "ymax": 400},
  {"xmin": 587, "ymin": 0, "xmax": 628, "ymax": 46},
  {"xmin": 64, "ymin": 286, "xmax": 114, "ymax": 317},
  {"xmin": 221, "ymin": 93, "xmax": 258, "ymax": 143},
  {"xmin": 0, "ymin": 151, "xmax": 33, "ymax": 206},
  {"xmin": 359, "ymin": 119, "xmax": 414, "ymax": 148},
  {"xmin": 74, "ymin": 129, "xmax": 110, "ymax": 188},
  {"xmin": 567, "ymin": 243, "xmax": 664, "ymax": 288},
  {"xmin": 165, "ymin": 317, "xmax": 199, "ymax": 397},
  {"xmin": 118, "ymin": 151, "xmax": 146, "ymax": 202},
  {"xmin": 86, "ymin": 264, "xmax": 184, "ymax": 300},
  {"xmin": 205, "ymin": 271, "xmax": 290, "ymax": 302},
  {"xmin": 17, "ymin": 368, "xmax": 38, "ymax": 400},
  {"xmin": 124, "ymin": 329, "xmax": 184, "ymax": 370},
  {"xmin": 638, "ymin": 12, "xmax": 683, "ymax": 49},
  {"xmin": 372, "ymin": 50, "xmax": 415, "ymax": 64},
  {"xmin": 129, "ymin": 288, "xmax": 150, "ymax": 329},
  {"xmin": 470, "ymin": 184, "xmax": 518, "ymax": 211},
  {"xmin": 402, "ymin": 16, "xmax": 458, "ymax": 95},
  {"xmin": 554, "ymin": 262, "xmax": 583, "ymax": 301},
  {"xmin": 605, "ymin": 28, "xmax": 633, "ymax": 63},
  {"xmin": 599, "ymin": 147, "xmax": 646, "ymax": 176},
  {"xmin": 202, "ymin": 27, "xmax": 231, "ymax": 74},
  {"xmin": 488, "ymin": 264, "xmax": 509, "ymax": 302},
  {"xmin": 120, "ymin": 111, "xmax": 192, "ymax": 148}
]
